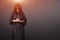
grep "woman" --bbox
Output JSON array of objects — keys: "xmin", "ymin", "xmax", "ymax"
[{"xmin": 9, "ymin": 4, "xmax": 27, "ymax": 40}]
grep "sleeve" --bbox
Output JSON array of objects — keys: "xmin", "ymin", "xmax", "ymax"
[
  {"xmin": 9, "ymin": 13, "xmax": 13, "ymax": 25},
  {"xmin": 22, "ymin": 13, "xmax": 27, "ymax": 26}
]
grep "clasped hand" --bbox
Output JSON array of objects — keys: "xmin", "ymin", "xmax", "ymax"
[{"xmin": 12, "ymin": 18, "xmax": 24, "ymax": 22}]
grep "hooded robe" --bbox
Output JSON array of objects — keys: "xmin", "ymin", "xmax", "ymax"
[{"xmin": 9, "ymin": 12, "xmax": 27, "ymax": 40}]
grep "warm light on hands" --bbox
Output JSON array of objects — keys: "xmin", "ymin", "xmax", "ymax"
[{"xmin": 12, "ymin": 18, "xmax": 24, "ymax": 23}]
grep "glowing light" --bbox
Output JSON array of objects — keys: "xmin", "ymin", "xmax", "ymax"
[
  {"xmin": 15, "ymin": 0, "xmax": 23, "ymax": 2},
  {"xmin": 10, "ymin": 0, "xmax": 28, "ymax": 5},
  {"xmin": 12, "ymin": 0, "xmax": 24, "ymax": 3}
]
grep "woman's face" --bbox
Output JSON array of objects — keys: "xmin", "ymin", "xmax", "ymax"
[{"xmin": 16, "ymin": 7, "xmax": 20, "ymax": 13}]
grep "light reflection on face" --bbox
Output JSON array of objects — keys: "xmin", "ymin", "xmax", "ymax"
[{"xmin": 16, "ymin": 7, "xmax": 20, "ymax": 13}]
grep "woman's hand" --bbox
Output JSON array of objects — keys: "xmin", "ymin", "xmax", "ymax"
[
  {"xmin": 12, "ymin": 20, "xmax": 18, "ymax": 22},
  {"xmin": 19, "ymin": 20, "xmax": 24, "ymax": 22},
  {"xmin": 12, "ymin": 18, "xmax": 24, "ymax": 23}
]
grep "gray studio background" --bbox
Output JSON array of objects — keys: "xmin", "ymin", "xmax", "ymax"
[{"xmin": 0, "ymin": 0, "xmax": 60, "ymax": 40}]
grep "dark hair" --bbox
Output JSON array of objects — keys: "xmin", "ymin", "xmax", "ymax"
[{"xmin": 13, "ymin": 4, "xmax": 23, "ymax": 14}]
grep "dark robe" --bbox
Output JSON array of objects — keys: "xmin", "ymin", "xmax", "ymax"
[{"xmin": 9, "ymin": 12, "xmax": 27, "ymax": 40}]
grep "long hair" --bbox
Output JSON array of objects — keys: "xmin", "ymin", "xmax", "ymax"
[{"xmin": 13, "ymin": 4, "xmax": 23, "ymax": 14}]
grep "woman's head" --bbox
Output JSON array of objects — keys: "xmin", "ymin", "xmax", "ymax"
[{"xmin": 14, "ymin": 4, "xmax": 23, "ymax": 14}]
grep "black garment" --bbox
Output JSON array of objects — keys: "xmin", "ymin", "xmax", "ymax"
[
  {"xmin": 9, "ymin": 12, "xmax": 26, "ymax": 26},
  {"xmin": 9, "ymin": 12, "xmax": 26, "ymax": 40},
  {"xmin": 12, "ymin": 24, "xmax": 25, "ymax": 40}
]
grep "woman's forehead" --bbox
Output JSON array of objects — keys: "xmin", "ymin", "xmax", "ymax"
[{"xmin": 16, "ymin": 7, "xmax": 19, "ymax": 8}]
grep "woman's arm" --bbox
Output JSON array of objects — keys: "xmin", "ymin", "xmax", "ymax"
[
  {"xmin": 22, "ymin": 13, "xmax": 27, "ymax": 26},
  {"xmin": 9, "ymin": 13, "xmax": 13, "ymax": 25},
  {"xmin": 12, "ymin": 18, "xmax": 24, "ymax": 22}
]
